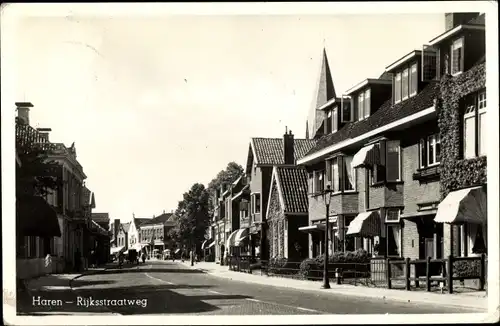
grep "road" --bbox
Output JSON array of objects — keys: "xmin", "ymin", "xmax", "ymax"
[{"xmin": 18, "ymin": 260, "xmax": 478, "ymax": 315}]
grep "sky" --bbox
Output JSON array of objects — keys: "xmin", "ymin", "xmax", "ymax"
[{"xmin": 11, "ymin": 9, "xmax": 448, "ymax": 222}]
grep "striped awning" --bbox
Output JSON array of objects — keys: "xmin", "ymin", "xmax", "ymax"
[
  {"xmin": 298, "ymin": 224, "xmax": 326, "ymax": 233},
  {"xmin": 346, "ymin": 211, "xmax": 381, "ymax": 237},
  {"xmin": 226, "ymin": 229, "xmax": 239, "ymax": 248},
  {"xmin": 351, "ymin": 144, "xmax": 380, "ymax": 168},
  {"xmin": 434, "ymin": 186, "xmax": 487, "ymax": 225},
  {"xmin": 234, "ymin": 228, "xmax": 249, "ymax": 246}
]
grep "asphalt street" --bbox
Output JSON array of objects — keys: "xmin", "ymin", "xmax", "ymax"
[{"xmin": 18, "ymin": 260, "xmax": 479, "ymax": 315}]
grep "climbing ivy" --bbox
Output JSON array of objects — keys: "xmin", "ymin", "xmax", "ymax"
[{"xmin": 437, "ymin": 63, "xmax": 487, "ymax": 199}]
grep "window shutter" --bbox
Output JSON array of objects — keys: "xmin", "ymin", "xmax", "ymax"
[
  {"xmin": 422, "ymin": 44, "xmax": 438, "ymax": 81},
  {"xmin": 308, "ymin": 173, "xmax": 313, "ymax": 194},
  {"xmin": 364, "ymin": 89, "xmax": 371, "ymax": 118},
  {"xmin": 332, "ymin": 107, "xmax": 338, "ymax": 132}
]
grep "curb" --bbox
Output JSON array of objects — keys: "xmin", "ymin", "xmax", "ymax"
[{"xmin": 197, "ymin": 267, "xmax": 487, "ymax": 312}]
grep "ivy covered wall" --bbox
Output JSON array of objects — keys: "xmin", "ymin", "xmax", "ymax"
[{"xmin": 437, "ymin": 62, "xmax": 487, "ymax": 199}]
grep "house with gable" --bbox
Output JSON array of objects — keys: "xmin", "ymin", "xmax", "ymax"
[
  {"xmin": 245, "ymin": 130, "xmax": 316, "ymax": 263},
  {"xmin": 429, "ymin": 13, "xmax": 487, "ymax": 259},
  {"xmin": 16, "ymin": 101, "xmax": 97, "ymax": 275},
  {"xmin": 266, "ymin": 165, "xmax": 310, "ymax": 261},
  {"xmin": 138, "ymin": 212, "xmax": 176, "ymax": 256},
  {"xmin": 223, "ymin": 174, "xmax": 251, "ymax": 258},
  {"xmin": 128, "ymin": 215, "xmax": 151, "ymax": 252},
  {"xmin": 297, "ymin": 13, "xmax": 487, "ymax": 269}
]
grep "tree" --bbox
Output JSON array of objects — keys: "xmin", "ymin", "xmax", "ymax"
[
  {"xmin": 16, "ymin": 120, "xmax": 62, "ymax": 198},
  {"xmin": 173, "ymin": 183, "xmax": 210, "ymax": 252},
  {"xmin": 207, "ymin": 162, "xmax": 244, "ymax": 214}
]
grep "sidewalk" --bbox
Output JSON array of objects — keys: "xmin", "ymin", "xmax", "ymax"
[
  {"xmin": 23, "ymin": 263, "xmax": 114, "ymax": 292},
  {"xmin": 180, "ymin": 261, "xmax": 488, "ymax": 312}
]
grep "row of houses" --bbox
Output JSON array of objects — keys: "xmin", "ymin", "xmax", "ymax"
[
  {"xmin": 109, "ymin": 211, "xmax": 177, "ymax": 257},
  {"xmin": 204, "ymin": 12, "xmax": 488, "ymax": 267},
  {"xmin": 15, "ymin": 102, "xmax": 112, "ymax": 279}
]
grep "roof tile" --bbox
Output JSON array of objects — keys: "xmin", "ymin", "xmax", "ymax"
[
  {"xmin": 306, "ymin": 81, "xmax": 439, "ymax": 156},
  {"xmin": 253, "ymin": 138, "xmax": 316, "ymax": 165},
  {"xmin": 276, "ymin": 167, "xmax": 308, "ymax": 213}
]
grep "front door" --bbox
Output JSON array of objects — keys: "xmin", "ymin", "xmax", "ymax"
[{"xmin": 424, "ymin": 238, "xmax": 435, "ymax": 259}]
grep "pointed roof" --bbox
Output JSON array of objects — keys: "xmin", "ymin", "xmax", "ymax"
[
  {"xmin": 307, "ymin": 48, "xmax": 337, "ymax": 139},
  {"xmin": 266, "ymin": 166, "xmax": 309, "ymax": 216}
]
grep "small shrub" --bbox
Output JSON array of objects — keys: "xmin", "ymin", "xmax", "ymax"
[
  {"xmin": 267, "ymin": 257, "xmax": 296, "ymax": 275},
  {"xmin": 298, "ymin": 258, "xmax": 320, "ymax": 280},
  {"xmin": 453, "ymin": 260, "xmax": 481, "ymax": 278}
]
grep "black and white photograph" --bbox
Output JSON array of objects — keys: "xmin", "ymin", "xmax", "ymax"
[{"xmin": 2, "ymin": 2, "xmax": 498, "ymax": 325}]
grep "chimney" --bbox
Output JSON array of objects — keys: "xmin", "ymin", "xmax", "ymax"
[
  {"xmin": 283, "ymin": 128, "xmax": 295, "ymax": 165},
  {"xmin": 114, "ymin": 219, "xmax": 120, "ymax": 239},
  {"xmin": 445, "ymin": 12, "xmax": 480, "ymax": 31},
  {"xmin": 16, "ymin": 102, "xmax": 33, "ymax": 125},
  {"xmin": 36, "ymin": 128, "xmax": 52, "ymax": 142}
]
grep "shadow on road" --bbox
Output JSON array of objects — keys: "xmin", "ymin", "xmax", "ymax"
[
  {"xmin": 18, "ymin": 281, "xmax": 252, "ymax": 315},
  {"xmin": 102, "ymin": 268, "xmax": 204, "ymax": 275},
  {"xmin": 70, "ymin": 279, "xmax": 116, "ymax": 288}
]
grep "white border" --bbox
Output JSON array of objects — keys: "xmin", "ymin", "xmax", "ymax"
[{"xmin": 2, "ymin": 2, "xmax": 499, "ymax": 325}]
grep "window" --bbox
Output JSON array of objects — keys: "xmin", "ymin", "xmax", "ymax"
[
  {"xmin": 385, "ymin": 209, "xmax": 400, "ymax": 222},
  {"xmin": 395, "ymin": 72, "xmax": 402, "ymax": 103},
  {"xmin": 284, "ymin": 219, "xmax": 288, "ymax": 258},
  {"xmin": 427, "ymin": 135, "xmax": 441, "ymax": 166},
  {"xmin": 331, "ymin": 158, "xmax": 340, "ymax": 192},
  {"xmin": 364, "ymin": 89, "xmax": 371, "ymax": 118},
  {"xmin": 372, "ymin": 164, "xmax": 386, "ymax": 184},
  {"xmin": 254, "ymin": 193, "xmax": 261, "ymax": 214},
  {"xmin": 402, "ymin": 68, "xmax": 409, "ymax": 100},
  {"xmin": 344, "ymin": 216, "xmax": 355, "ymax": 251},
  {"xmin": 386, "ymin": 140, "xmax": 401, "ymax": 181},
  {"xmin": 463, "ymin": 90, "xmax": 487, "ymax": 158},
  {"xmin": 314, "ymin": 170, "xmax": 324, "ymax": 194},
  {"xmin": 451, "ymin": 38, "xmax": 464, "ymax": 75},
  {"xmin": 460, "ymin": 223, "xmax": 487, "ymax": 257},
  {"xmin": 341, "ymin": 99, "xmax": 352, "ymax": 123},
  {"xmin": 326, "ymin": 110, "xmax": 332, "ymax": 133},
  {"xmin": 357, "ymin": 93, "xmax": 365, "ymax": 121},
  {"xmin": 343, "ymin": 156, "xmax": 355, "ymax": 191},
  {"xmin": 410, "ymin": 63, "xmax": 418, "ymax": 96},
  {"xmin": 387, "ymin": 224, "xmax": 401, "ymax": 257},
  {"xmin": 332, "ymin": 107, "xmax": 338, "ymax": 132}
]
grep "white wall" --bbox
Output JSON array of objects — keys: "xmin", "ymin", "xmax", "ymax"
[{"xmin": 128, "ymin": 221, "xmax": 139, "ymax": 249}]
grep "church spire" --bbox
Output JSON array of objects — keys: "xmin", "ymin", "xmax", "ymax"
[{"xmin": 307, "ymin": 47, "xmax": 337, "ymax": 140}]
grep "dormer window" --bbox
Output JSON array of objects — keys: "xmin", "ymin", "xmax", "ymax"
[
  {"xmin": 394, "ymin": 62, "xmax": 419, "ymax": 104},
  {"xmin": 332, "ymin": 107, "xmax": 338, "ymax": 132},
  {"xmin": 394, "ymin": 73, "xmax": 402, "ymax": 103},
  {"xmin": 410, "ymin": 63, "xmax": 418, "ymax": 96},
  {"xmin": 326, "ymin": 110, "xmax": 333, "ymax": 133},
  {"xmin": 357, "ymin": 89, "xmax": 371, "ymax": 121},
  {"xmin": 451, "ymin": 38, "xmax": 464, "ymax": 75}
]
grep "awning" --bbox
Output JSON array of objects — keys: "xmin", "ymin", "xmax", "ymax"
[
  {"xmin": 234, "ymin": 228, "xmax": 249, "ymax": 246},
  {"xmin": 16, "ymin": 195, "xmax": 61, "ymax": 237},
  {"xmin": 351, "ymin": 144, "xmax": 380, "ymax": 168},
  {"xmin": 123, "ymin": 250, "xmax": 129, "ymax": 255},
  {"xmin": 298, "ymin": 224, "xmax": 326, "ymax": 233},
  {"xmin": 434, "ymin": 186, "xmax": 487, "ymax": 225},
  {"xmin": 226, "ymin": 229, "xmax": 239, "ymax": 248},
  {"xmin": 201, "ymin": 240, "xmax": 208, "ymax": 250},
  {"xmin": 346, "ymin": 211, "xmax": 381, "ymax": 237},
  {"xmin": 134, "ymin": 243, "xmax": 148, "ymax": 251},
  {"xmin": 207, "ymin": 241, "xmax": 215, "ymax": 249},
  {"xmin": 110, "ymin": 246, "xmax": 125, "ymax": 255}
]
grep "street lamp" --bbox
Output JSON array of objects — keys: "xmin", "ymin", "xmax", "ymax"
[{"xmin": 322, "ymin": 184, "xmax": 333, "ymax": 289}]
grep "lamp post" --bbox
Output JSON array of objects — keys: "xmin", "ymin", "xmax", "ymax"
[{"xmin": 322, "ymin": 184, "xmax": 333, "ymax": 289}]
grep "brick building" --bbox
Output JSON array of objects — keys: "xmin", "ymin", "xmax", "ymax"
[
  {"xmin": 245, "ymin": 133, "xmax": 316, "ymax": 262},
  {"xmin": 297, "ymin": 13, "xmax": 487, "ymax": 264}
]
